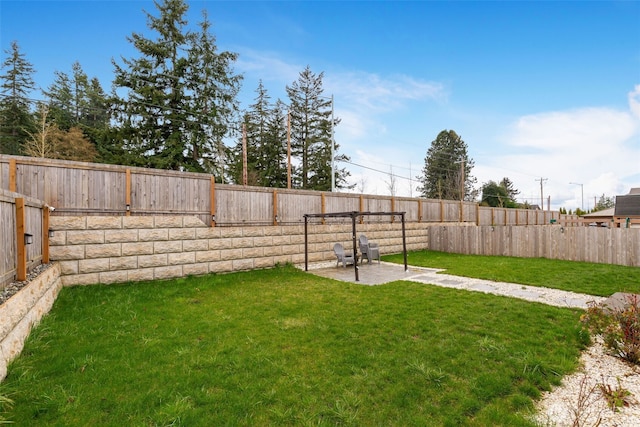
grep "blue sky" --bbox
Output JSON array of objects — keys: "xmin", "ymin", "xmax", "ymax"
[{"xmin": 2, "ymin": 0, "xmax": 639, "ymax": 210}]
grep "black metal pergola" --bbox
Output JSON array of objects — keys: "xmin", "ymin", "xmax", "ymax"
[{"xmin": 303, "ymin": 211, "xmax": 408, "ymax": 282}]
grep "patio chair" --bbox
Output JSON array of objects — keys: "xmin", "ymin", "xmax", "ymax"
[
  {"xmin": 359, "ymin": 234, "xmax": 380, "ymax": 264},
  {"xmin": 333, "ymin": 243, "xmax": 356, "ymax": 267}
]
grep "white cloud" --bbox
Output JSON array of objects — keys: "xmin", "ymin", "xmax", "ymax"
[
  {"xmin": 629, "ymin": 84, "xmax": 640, "ymax": 119},
  {"xmin": 496, "ymin": 88, "xmax": 640, "ymax": 209},
  {"xmin": 327, "ymin": 72, "xmax": 446, "ymax": 113}
]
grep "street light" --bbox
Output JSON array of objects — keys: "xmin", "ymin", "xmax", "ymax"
[{"xmin": 569, "ymin": 182, "xmax": 584, "ymax": 211}]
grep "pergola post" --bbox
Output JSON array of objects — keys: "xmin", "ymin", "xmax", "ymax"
[{"xmin": 302, "ymin": 210, "xmax": 407, "ymax": 282}]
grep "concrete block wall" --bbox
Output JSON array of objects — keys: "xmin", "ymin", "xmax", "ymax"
[
  {"xmin": 1, "ymin": 263, "xmax": 62, "ymax": 381},
  {"xmin": 49, "ymin": 216, "xmax": 432, "ymax": 286}
]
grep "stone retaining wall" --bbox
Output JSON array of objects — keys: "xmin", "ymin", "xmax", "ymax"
[
  {"xmin": 49, "ymin": 216, "xmax": 432, "ymax": 286},
  {"xmin": 0, "ymin": 263, "xmax": 62, "ymax": 381}
]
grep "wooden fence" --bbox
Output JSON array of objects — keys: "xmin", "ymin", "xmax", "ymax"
[
  {"xmin": 0, "ymin": 155, "xmax": 576, "ymax": 227},
  {"xmin": 426, "ymin": 225, "xmax": 640, "ymax": 267},
  {"xmin": 0, "ymin": 189, "xmax": 48, "ymax": 288}
]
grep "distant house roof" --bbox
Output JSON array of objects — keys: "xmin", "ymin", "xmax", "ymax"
[
  {"xmin": 583, "ymin": 207, "xmax": 615, "ymax": 218},
  {"xmin": 615, "ymin": 188, "xmax": 640, "ymax": 217}
]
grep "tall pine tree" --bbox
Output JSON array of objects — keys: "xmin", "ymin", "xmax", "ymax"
[
  {"xmin": 418, "ymin": 130, "xmax": 476, "ymax": 200},
  {"xmin": 0, "ymin": 41, "xmax": 36, "ymax": 154},
  {"xmin": 229, "ymin": 82, "xmax": 288, "ymax": 187},
  {"xmin": 111, "ymin": 0, "xmax": 240, "ymax": 172},
  {"xmin": 286, "ymin": 66, "xmax": 350, "ymax": 191},
  {"xmin": 184, "ymin": 10, "xmax": 241, "ymax": 175}
]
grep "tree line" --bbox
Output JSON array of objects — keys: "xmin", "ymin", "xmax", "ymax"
[
  {"xmin": 1, "ymin": 0, "xmax": 613, "ymax": 210},
  {"xmin": 0, "ymin": 0, "xmax": 349, "ymax": 191}
]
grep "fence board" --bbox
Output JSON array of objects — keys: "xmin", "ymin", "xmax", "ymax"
[
  {"xmin": 426, "ymin": 225, "xmax": 639, "ymax": 267},
  {"xmin": 0, "ymin": 155, "xmax": 591, "ymax": 228},
  {"xmin": 0, "ymin": 189, "xmax": 45, "ymax": 288}
]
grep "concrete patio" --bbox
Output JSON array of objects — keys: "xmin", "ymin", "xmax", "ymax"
[{"xmin": 301, "ymin": 261, "xmax": 606, "ymax": 309}]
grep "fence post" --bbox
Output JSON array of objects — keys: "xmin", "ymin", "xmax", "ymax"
[
  {"xmin": 475, "ymin": 203, "xmax": 480, "ymax": 225},
  {"xmin": 359, "ymin": 195, "xmax": 364, "ymax": 224},
  {"xmin": 42, "ymin": 204, "xmax": 50, "ymax": 263},
  {"xmin": 210, "ymin": 176, "xmax": 216, "ymax": 227},
  {"xmin": 15, "ymin": 197, "xmax": 27, "ymax": 281},
  {"xmin": 440, "ymin": 200, "xmax": 444, "ymax": 223},
  {"xmin": 273, "ymin": 190, "xmax": 278, "ymax": 226},
  {"xmin": 418, "ymin": 199, "xmax": 423, "ymax": 223},
  {"xmin": 321, "ymin": 193, "xmax": 326, "ymax": 225},
  {"xmin": 125, "ymin": 168, "xmax": 131, "ymax": 216},
  {"xmin": 391, "ymin": 197, "xmax": 395, "ymax": 223}
]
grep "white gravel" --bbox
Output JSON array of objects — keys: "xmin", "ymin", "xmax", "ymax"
[{"xmin": 534, "ymin": 337, "xmax": 640, "ymax": 427}]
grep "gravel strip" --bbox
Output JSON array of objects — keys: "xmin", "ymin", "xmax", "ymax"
[
  {"xmin": 535, "ymin": 337, "xmax": 640, "ymax": 427},
  {"xmin": 0, "ymin": 263, "xmax": 52, "ymax": 306}
]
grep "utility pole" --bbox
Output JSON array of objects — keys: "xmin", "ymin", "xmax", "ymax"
[
  {"xmin": 536, "ymin": 177, "xmax": 548, "ymax": 210},
  {"xmin": 459, "ymin": 160, "xmax": 465, "ymax": 201},
  {"xmin": 242, "ymin": 123, "xmax": 247, "ymax": 186},
  {"xmin": 287, "ymin": 110, "xmax": 291, "ymax": 189}
]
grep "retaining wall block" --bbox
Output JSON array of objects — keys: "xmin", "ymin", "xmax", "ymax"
[
  {"xmin": 139, "ymin": 229, "xmax": 169, "ymax": 242},
  {"xmin": 62, "ymin": 272, "xmax": 100, "ymax": 286},
  {"xmin": 154, "ymin": 265, "xmax": 183, "ymax": 280},
  {"xmin": 155, "ymin": 216, "xmax": 184, "ymax": 228},
  {"xmin": 50, "ymin": 245, "xmax": 85, "ymax": 261},
  {"xmin": 183, "ymin": 239, "xmax": 208, "ymax": 252},
  {"xmin": 168, "ymin": 252, "xmax": 196, "ymax": 266},
  {"xmin": 123, "ymin": 217, "xmax": 155, "ymax": 229},
  {"xmin": 122, "ymin": 242, "xmax": 154, "ymax": 256},
  {"xmin": 67, "ymin": 230, "xmax": 105, "ymax": 245},
  {"xmin": 85, "ymin": 243, "xmax": 122, "ymax": 259},
  {"xmin": 169, "ymin": 228, "xmax": 195, "ymax": 240},
  {"xmin": 87, "ymin": 216, "xmax": 122, "ymax": 230},
  {"xmin": 138, "ymin": 254, "xmax": 168, "ymax": 268},
  {"xmin": 183, "ymin": 263, "xmax": 209, "ymax": 276},
  {"xmin": 79, "ymin": 258, "xmax": 110, "ymax": 274},
  {"xmin": 128, "ymin": 268, "xmax": 154, "ymax": 282},
  {"xmin": 154, "ymin": 240, "xmax": 183, "ymax": 254},
  {"xmin": 105, "ymin": 229, "xmax": 138, "ymax": 243}
]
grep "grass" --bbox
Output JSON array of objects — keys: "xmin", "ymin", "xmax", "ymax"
[
  {"xmin": 383, "ymin": 251, "xmax": 640, "ymax": 297},
  {"xmin": 1, "ymin": 264, "xmax": 587, "ymax": 426}
]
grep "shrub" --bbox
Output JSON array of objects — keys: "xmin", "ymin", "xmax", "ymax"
[{"xmin": 581, "ymin": 294, "xmax": 640, "ymax": 364}]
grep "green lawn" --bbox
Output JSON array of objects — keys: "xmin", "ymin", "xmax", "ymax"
[
  {"xmin": 383, "ymin": 251, "xmax": 640, "ymax": 297},
  {"xmin": 1, "ymin": 264, "xmax": 587, "ymax": 426}
]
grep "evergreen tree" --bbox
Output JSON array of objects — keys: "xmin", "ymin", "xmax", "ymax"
[
  {"xmin": 44, "ymin": 69, "xmax": 75, "ymax": 130},
  {"xmin": 286, "ymin": 66, "xmax": 350, "ymax": 191},
  {"xmin": 111, "ymin": 0, "xmax": 241, "ymax": 172},
  {"xmin": 229, "ymin": 82, "xmax": 288, "ymax": 187},
  {"xmin": 480, "ymin": 178, "xmax": 519, "ymax": 208},
  {"xmin": 0, "ymin": 41, "xmax": 36, "ymax": 154},
  {"xmin": 593, "ymin": 194, "xmax": 615, "ymax": 212},
  {"xmin": 261, "ymin": 99, "xmax": 289, "ymax": 188},
  {"xmin": 44, "ymin": 62, "xmax": 109, "ymax": 160},
  {"xmin": 184, "ymin": 10, "xmax": 241, "ymax": 175},
  {"xmin": 418, "ymin": 130, "xmax": 476, "ymax": 200},
  {"xmin": 227, "ymin": 82, "xmax": 267, "ymax": 185}
]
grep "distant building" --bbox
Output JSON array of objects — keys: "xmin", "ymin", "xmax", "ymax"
[
  {"xmin": 577, "ymin": 188, "xmax": 640, "ymax": 228},
  {"xmin": 582, "ymin": 207, "xmax": 615, "ymax": 227},
  {"xmin": 614, "ymin": 188, "xmax": 640, "ymax": 228}
]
